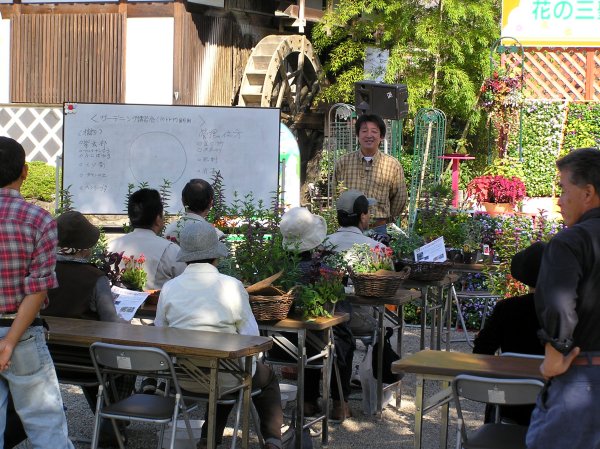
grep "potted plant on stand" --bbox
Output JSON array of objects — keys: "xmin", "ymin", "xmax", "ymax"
[{"xmin": 466, "ymin": 175, "xmax": 526, "ymax": 216}]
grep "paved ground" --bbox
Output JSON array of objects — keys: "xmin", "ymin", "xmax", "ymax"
[{"xmin": 15, "ymin": 326, "xmax": 484, "ymax": 449}]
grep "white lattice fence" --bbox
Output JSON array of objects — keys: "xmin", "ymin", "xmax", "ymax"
[{"xmin": 0, "ymin": 104, "xmax": 63, "ymax": 165}]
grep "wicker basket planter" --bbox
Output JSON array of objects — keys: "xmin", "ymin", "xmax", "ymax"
[
  {"xmin": 349, "ymin": 267, "xmax": 410, "ymax": 297},
  {"xmin": 397, "ymin": 260, "xmax": 453, "ymax": 282},
  {"xmin": 248, "ymin": 285, "xmax": 294, "ymax": 321}
]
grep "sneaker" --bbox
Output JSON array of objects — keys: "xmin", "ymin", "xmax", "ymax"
[
  {"xmin": 303, "ymin": 400, "xmax": 322, "ymax": 417},
  {"xmin": 140, "ymin": 378, "xmax": 157, "ymax": 394},
  {"xmin": 330, "ymin": 400, "xmax": 352, "ymax": 423},
  {"xmin": 155, "ymin": 381, "xmax": 167, "ymax": 396}
]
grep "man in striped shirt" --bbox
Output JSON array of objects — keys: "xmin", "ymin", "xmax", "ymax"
[{"xmin": 333, "ymin": 114, "xmax": 407, "ymax": 233}]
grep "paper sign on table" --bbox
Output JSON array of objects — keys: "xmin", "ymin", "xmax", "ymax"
[
  {"xmin": 414, "ymin": 236, "xmax": 447, "ymax": 263},
  {"xmin": 111, "ymin": 286, "xmax": 149, "ymax": 321}
]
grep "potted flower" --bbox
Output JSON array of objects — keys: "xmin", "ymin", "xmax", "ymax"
[
  {"xmin": 466, "ymin": 175, "xmax": 526, "ymax": 216},
  {"xmin": 120, "ymin": 254, "xmax": 148, "ymax": 291},
  {"xmin": 345, "ymin": 244, "xmax": 410, "ymax": 297}
]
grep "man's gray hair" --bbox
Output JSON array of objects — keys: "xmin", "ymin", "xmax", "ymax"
[{"xmin": 557, "ymin": 147, "xmax": 600, "ymax": 194}]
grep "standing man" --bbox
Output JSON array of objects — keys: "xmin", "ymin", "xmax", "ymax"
[
  {"xmin": 0, "ymin": 137, "xmax": 74, "ymax": 449},
  {"xmin": 527, "ymin": 147, "xmax": 600, "ymax": 449},
  {"xmin": 108, "ymin": 188, "xmax": 186, "ymax": 290},
  {"xmin": 163, "ymin": 178, "xmax": 224, "ymax": 244},
  {"xmin": 333, "ymin": 114, "xmax": 407, "ymax": 233}
]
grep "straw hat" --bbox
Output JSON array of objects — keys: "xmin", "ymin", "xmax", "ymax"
[
  {"xmin": 280, "ymin": 207, "xmax": 327, "ymax": 252},
  {"xmin": 176, "ymin": 220, "xmax": 229, "ymax": 262}
]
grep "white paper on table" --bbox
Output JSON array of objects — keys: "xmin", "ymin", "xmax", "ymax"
[
  {"xmin": 111, "ymin": 286, "xmax": 149, "ymax": 321},
  {"xmin": 414, "ymin": 236, "xmax": 447, "ymax": 263}
]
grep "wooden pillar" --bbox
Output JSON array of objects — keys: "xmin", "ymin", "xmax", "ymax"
[{"xmin": 585, "ymin": 48, "xmax": 594, "ymax": 101}]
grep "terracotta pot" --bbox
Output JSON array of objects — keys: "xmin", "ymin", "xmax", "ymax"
[{"xmin": 482, "ymin": 202, "xmax": 514, "ymax": 217}]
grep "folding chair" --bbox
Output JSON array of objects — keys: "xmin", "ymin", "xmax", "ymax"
[
  {"xmin": 89, "ymin": 342, "xmax": 194, "ymax": 449},
  {"xmin": 452, "ymin": 374, "xmax": 544, "ymax": 449},
  {"xmin": 174, "ymin": 356, "xmax": 263, "ymax": 449}
]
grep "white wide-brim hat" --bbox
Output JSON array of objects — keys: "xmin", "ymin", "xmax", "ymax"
[
  {"xmin": 280, "ymin": 207, "xmax": 327, "ymax": 252},
  {"xmin": 176, "ymin": 219, "xmax": 229, "ymax": 262}
]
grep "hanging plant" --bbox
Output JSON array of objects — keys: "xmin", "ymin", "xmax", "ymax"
[{"xmin": 479, "ymin": 68, "xmax": 524, "ymax": 158}]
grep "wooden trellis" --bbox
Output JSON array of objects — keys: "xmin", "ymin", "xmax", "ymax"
[{"xmin": 504, "ymin": 49, "xmax": 600, "ymax": 101}]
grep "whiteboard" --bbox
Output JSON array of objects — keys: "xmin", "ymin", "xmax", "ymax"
[{"xmin": 62, "ymin": 103, "xmax": 281, "ymax": 214}]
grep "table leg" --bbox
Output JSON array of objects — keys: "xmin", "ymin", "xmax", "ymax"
[
  {"xmin": 376, "ymin": 304, "xmax": 384, "ymax": 416},
  {"xmin": 207, "ymin": 359, "xmax": 219, "ymax": 449},
  {"xmin": 430, "ymin": 289, "xmax": 437, "ymax": 350},
  {"xmin": 241, "ymin": 357, "xmax": 252, "ymax": 449},
  {"xmin": 396, "ymin": 305, "xmax": 404, "ymax": 408},
  {"xmin": 321, "ymin": 328, "xmax": 332, "ymax": 445},
  {"xmin": 436, "ymin": 287, "xmax": 444, "ymax": 350},
  {"xmin": 414, "ymin": 375, "xmax": 425, "ymax": 449},
  {"xmin": 439, "ymin": 380, "xmax": 450, "ymax": 449},
  {"xmin": 295, "ymin": 329, "xmax": 306, "ymax": 449},
  {"xmin": 445, "ymin": 286, "xmax": 455, "ymax": 351},
  {"xmin": 420, "ymin": 287, "xmax": 428, "ymax": 350}
]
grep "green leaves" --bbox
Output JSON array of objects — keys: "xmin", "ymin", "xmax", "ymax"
[{"xmin": 313, "ymin": 0, "xmax": 500, "ymax": 136}]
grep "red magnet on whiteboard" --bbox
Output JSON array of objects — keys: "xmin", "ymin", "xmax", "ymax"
[{"xmin": 65, "ymin": 103, "xmax": 76, "ymax": 114}]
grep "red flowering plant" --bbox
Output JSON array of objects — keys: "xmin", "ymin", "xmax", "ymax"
[
  {"xmin": 466, "ymin": 175, "xmax": 526, "ymax": 205},
  {"xmin": 120, "ymin": 254, "xmax": 148, "ymax": 291}
]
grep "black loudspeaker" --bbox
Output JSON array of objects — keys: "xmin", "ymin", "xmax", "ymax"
[{"xmin": 354, "ymin": 81, "xmax": 409, "ymax": 120}]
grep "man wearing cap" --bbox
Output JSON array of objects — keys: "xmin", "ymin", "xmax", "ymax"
[
  {"xmin": 326, "ymin": 189, "xmax": 384, "ymax": 252},
  {"xmin": 108, "ymin": 188, "xmax": 186, "ymax": 290},
  {"xmin": 44, "ymin": 211, "xmax": 123, "ymax": 322},
  {"xmin": 333, "ymin": 114, "xmax": 407, "ymax": 233},
  {"xmin": 527, "ymin": 148, "xmax": 600, "ymax": 449},
  {"xmin": 155, "ymin": 220, "xmax": 283, "ymax": 449},
  {"xmin": 0, "ymin": 137, "xmax": 74, "ymax": 448}
]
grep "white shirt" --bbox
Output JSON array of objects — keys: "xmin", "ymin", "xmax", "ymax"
[
  {"xmin": 325, "ymin": 226, "xmax": 383, "ymax": 253},
  {"xmin": 155, "ymin": 263, "xmax": 258, "ymax": 391},
  {"xmin": 163, "ymin": 212, "xmax": 225, "ymax": 244},
  {"xmin": 107, "ymin": 228, "xmax": 186, "ymax": 290}
]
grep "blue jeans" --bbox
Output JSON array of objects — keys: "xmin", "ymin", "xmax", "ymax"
[
  {"xmin": 526, "ymin": 362, "xmax": 600, "ymax": 449},
  {"xmin": 0, "ymin": 325, "xmax": 73, "ymax": 449}
]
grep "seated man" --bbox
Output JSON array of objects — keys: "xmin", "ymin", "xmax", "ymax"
[
  {"xmin": 155, "ymin": 220, "xmax": 283, "ymax": 449},
  {"xmin": 108, "ymin": 188, "xmax": 186, "ymax": 290},
  {"xmin": 473, "ymin": 241, "xmax": 545, "ymax": 425},
  {"xmin": 164, "ymin": 178, "xmax": 224, "ymax": 244},
  {"xmin": 324, "ymin": 191, "xmax": 389, "ymax": 415},
  {"xmin": 325, "ymin": 189, "xmax": 382, "ymax": 253}
]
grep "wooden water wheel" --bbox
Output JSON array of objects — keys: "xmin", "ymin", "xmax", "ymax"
[{"xmin": 237, "ymin": 34, "xmax": 322, "ymax": 127}]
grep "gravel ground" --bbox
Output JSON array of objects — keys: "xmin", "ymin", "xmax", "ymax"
[{"xmin": 15, "ymin": 325, "xmax": 483, "ymax": 449}]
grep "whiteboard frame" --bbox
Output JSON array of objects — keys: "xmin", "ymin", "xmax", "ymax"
[{"xmin": 61, "ymin": 102, "xmax": 281, "ymax": 215}]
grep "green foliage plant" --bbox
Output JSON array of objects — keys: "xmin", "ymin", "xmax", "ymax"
[
  {"xmin": 296, "ymin": 268, "xmax": 345, "ymax": 319},
  {"xmin": 312, "ymin": 0, "xmax": 500, "ymax": 140},
  {"xmin": 562, "ymin": 102, "xmax": 600, "ymax": 157},
  {"xmin": 413, "ymin": 185, "xmax": 466, "ymax": 247},
  {"xmin": 511, "ymin": 100, "xmax": 567, "ymax": 197},
  {"xmin": 223, "ymin": 192, "xmax": 301, "ymax": 291},
  {"xmin": 388, "ymin": 227, "xmax": 425, "ymax": 260},
  {"xmin": 21, "ymin": 161, "xmax": 56, "ymax": 202}
]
